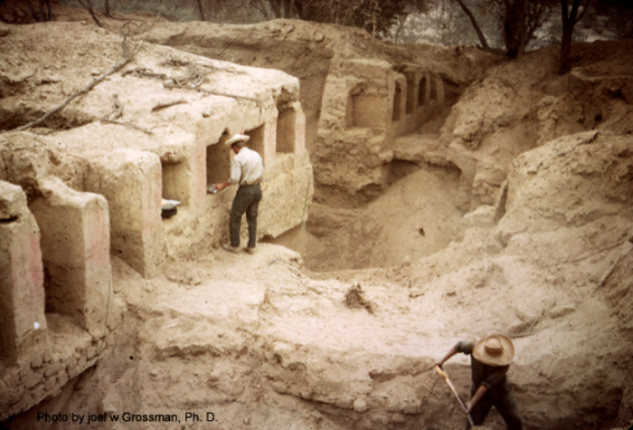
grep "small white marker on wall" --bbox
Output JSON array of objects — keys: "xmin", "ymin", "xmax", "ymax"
[{"xmin": 34, "ymin": 322, "xmax": 40, "ymax": 330}]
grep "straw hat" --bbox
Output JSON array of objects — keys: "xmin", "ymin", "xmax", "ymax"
[
  {"xmin": 472, "ymin": 334, "xmax": 515, "ymax": 366},
  {"xmin": 225, "ymin": 134, "xmax": 250, "ymax": 147}
]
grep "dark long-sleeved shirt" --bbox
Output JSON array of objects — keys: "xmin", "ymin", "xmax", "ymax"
[{"xmin": 456, "ymin": 340, "xmax": 509, "ymax": 391}]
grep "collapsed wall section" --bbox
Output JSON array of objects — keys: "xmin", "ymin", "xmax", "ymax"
[
  {"xmin": 437, "ymin": 42, "xmax": 633, "ymax": 213},
  {"xmin": 314, "ymin": 58, "xmax": 448, "ymax": 206},
  {"xmin": 30, "ymin": 177, "xmax": 110, "ymax": 337},
  {"xmin": 0, "ymin": 181, "xmax": 46, "ymax": 363},
  {"xmin": 0, "ymin": 179, "xmax": 106, "ymax": 422}
]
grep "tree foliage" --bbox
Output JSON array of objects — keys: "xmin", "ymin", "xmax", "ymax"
[
  {"xmin": 77, "ymin": 0, "xmax": 103, "ymax": 27},
  {"xmin": 242, "ymin": 0, "xmax": 427, "ymax": 36},
  {"xmin": 291, "ymin": 0, "xmax": 424, "ymax": 36},
  {"xmin": 592, "ymin": 0, "xmax": 633, "ymax": 39},
  {"xmin": 193, "ymin": 0, "xmax": 422, "ymax": 33},
  {"xmin": 297, "ymin": 0, "xmax": 392, "ymax": 35},
  {"xmin": 453, "ymin": 0, "xmax": 555, "ymax": 57}
]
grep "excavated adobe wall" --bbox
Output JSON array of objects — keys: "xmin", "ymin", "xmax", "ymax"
[
  {"xmin": 0, "ymin": 21, "xmax": 314, "ymax": 419},
  {"xmin": 139, "ymin": 19, "xmax": 496, "ymax": 208},
  {"xmin": 0, "ymin": 21, "xmax": 314, "ymax": 257}
]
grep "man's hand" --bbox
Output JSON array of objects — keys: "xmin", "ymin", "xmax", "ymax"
[
  {"xmin": 467, "ymin": 384, "xmax": 488, "ymax": 415},
  {"xmin": 215, "ymin": 182, "xmax": 230, "ymax": 191},
  {"xmin": 436, "ymin": 345, "xmax": 458, "ymax": 370}
]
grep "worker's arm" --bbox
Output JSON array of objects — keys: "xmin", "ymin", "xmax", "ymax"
[
  {"xmin": 213, "ymin": 181, "xmax": 233, "ymax": 191},
  {"xmin": 214, "ymin": 157, "xmax": 241, "ymax": 191},
  {"xmin": 466, "ymin": 384, "xmax": 488, "ymax": 413},
  {"xmin": 211, "ymin": 151, "xmax": 243, "ymax": 193},
  {"xmin": 435, "ymin": 345, "xmax": 459, "ymax": 369}
]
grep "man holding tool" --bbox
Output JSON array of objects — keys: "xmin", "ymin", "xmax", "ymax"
[
  {"xmin": 435, "ymin": 334, "xmax": 523, "ymax": 430},
  {"xmin": 211, "ymin": 133, "xmax": 264, "ymax": 255}
]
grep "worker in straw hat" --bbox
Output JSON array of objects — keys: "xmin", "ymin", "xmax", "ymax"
[
  {"xmin": 212, "ymin": 133, "xmax": 264, "ymax": 254},
  {"xmin": 435, "ymin": 334, "xmax": 523, "ymax": 430}
]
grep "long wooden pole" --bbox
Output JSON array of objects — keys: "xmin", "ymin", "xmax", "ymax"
[{"xmin": 435, "ymin": 365, "xmax": 476, "ymax": 427}]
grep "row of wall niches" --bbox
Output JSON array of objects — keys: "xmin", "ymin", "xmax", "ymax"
[
  {"xmin": 346, "ymin": 75, "xmax": 440, "ymax": 129},
  {"xmin": 160, "ymin": 104, "xmax": 298, "ymax": 204}
]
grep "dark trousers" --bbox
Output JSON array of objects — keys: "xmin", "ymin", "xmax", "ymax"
[
  {"xmin": 466, "ymin": 383, "xmax": 523, "ymax": 430},
  {"xmin": 229, "ymin": 184, "xmax": 262, "ymax": 248}
]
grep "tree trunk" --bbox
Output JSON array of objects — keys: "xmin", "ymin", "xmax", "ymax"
[
  {"xmin": 282, "ymin": 0, "xmax": 293, "ymax": 18},
  {"xmin": 195, "ymin": 0, "xmax": 205, "ymax": 20},
  {"xmin": 504, "ymin": 0, "xmax": 529, "ymax": 58},
  {"xmin": 208, "ymin": 0, "xmax": 215, "ymax": 21},
  {"xmin": 393, "ymin": 13, "xmax": 407, "ymax": 43},
  {"xmin": 77, "ymin": 0, "xmax": 103, "ymax": 27},
  {"xmin": 22, "ymin": 0, "xmax": 38, "ymax": 21},
  {"xmin": 270, "ymin": 0, "xmax": 282, "ymax": 18},
  {"xmin": 560, "ymin": 0, "xmax": 573, "ymax": 74},
  {"xmin": 294, "ymin": 0, "xmax": 307, "ymax": 20},
  {"xmin": 559, "ymin": 0, "xmax": 590, "ymax": 75},
  {"xmin": 38, "ymin": 0, "xmax": 44, "ymax": 21}
]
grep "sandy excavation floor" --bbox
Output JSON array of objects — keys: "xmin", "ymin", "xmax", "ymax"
[{"xmin": 1, "ymin": 4, "xmax": 633, "ymax": 430}]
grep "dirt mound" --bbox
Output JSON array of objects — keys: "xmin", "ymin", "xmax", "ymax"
[
  {"xmin": 283, "ymin": 164, "xmax": 462, "ymax": 271},
  {"xmin": 441, "ymin": 40, "xmax": 633, "ymax": 211}
]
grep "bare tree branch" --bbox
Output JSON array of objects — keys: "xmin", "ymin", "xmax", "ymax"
[
  {"xmin": 104, "ymin": 93, "xmax": 124, "ymax": 120},
  {"xmin": 454, "ymin": 0, "xmax": 505, "ymax": 54},
  {"xmin": 200, "ymin": 90, "xmax": 261, "ymax": 104},
  {"xmin": 77, "ymin": 0, "xmax": 103, "ymax": 27},
  {"xmin": 575, "ymin": 0, "xmax": 591, "ymax": 23},
  {"xmin": 151, "ymin": 99, "xmax": 187, "ymax": 112},
  {"xmin": 250, "ymin": 0, "xmax": 271, "ymax": 20},
  {"xmin": 101, "ymin": 118, "xmax": 153, "ymax": 134}
]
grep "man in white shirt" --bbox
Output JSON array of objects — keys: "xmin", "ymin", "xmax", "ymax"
[{"xmin": 213, "ymin": 134, "xmax": 264, "ymax": 254}]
